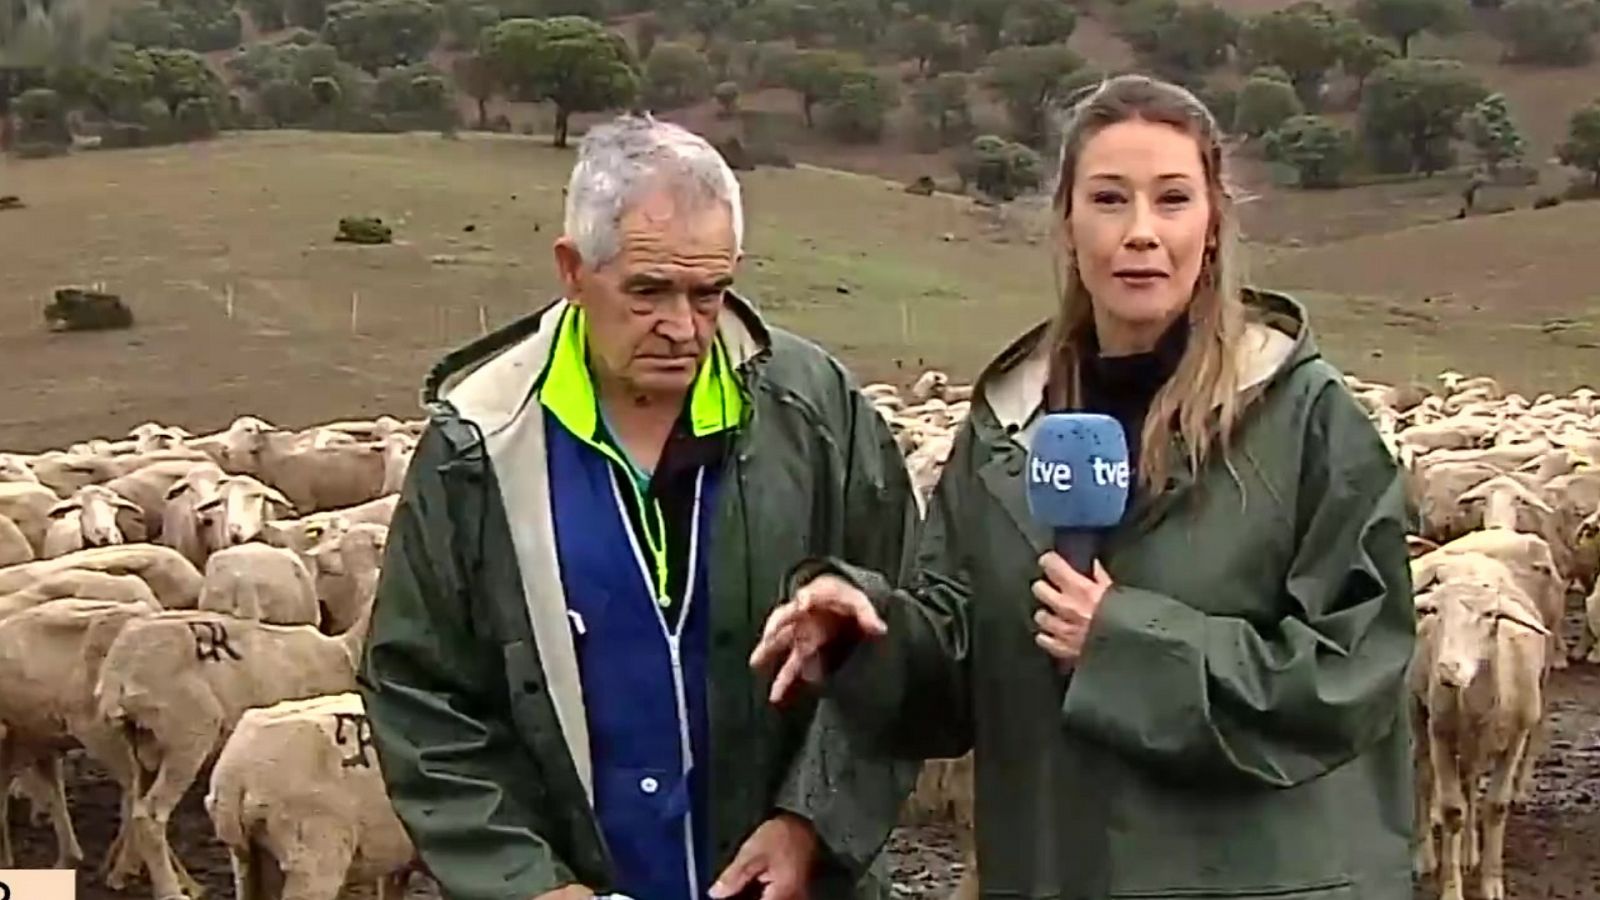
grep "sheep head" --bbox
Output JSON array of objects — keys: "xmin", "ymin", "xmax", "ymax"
[
  {"xmin": 197, "ymin": 475, "xmax": 296, "ymax": 550},
  {"xmin": 48, "ymin": 484, "xmax": 142, "ymax": 548},
  {"xmin": 1416, "ymin": 577, "xmax": 1547, "ymax": 691}
]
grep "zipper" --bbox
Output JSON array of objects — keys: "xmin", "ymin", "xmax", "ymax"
[{"xmin": 608, "ymin": 465, "xmax": 706, "ymax": 900}]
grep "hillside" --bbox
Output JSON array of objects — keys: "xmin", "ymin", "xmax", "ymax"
[{"xmin": 1, "ymin": 130, "xmax": 1596, "ymax": 454}]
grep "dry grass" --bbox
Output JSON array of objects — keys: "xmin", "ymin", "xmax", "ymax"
[{"xmin": 0, "ymin": 130, "xmax": 1595, "ymax": 454}]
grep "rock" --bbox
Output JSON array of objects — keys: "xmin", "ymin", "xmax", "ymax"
[
  {"xmin": 43, "ymin": 286, "xmax": 134, "ymax": 332},
  {"xmin": 837, "ymin": 284, "xmax": 851, "ymax": 295},
  {"xmin": 905, "ymin": 175, "xmax": 936, "ymax": 196},
  {"xmin": 335, "ymin": 216, "xmax": 393, "ymax": 245},
  {"xmin": 0, "ymin": 195, "xmax": 23, "ymax": 211}
]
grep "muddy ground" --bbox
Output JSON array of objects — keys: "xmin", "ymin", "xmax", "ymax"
[{"xmin": 7, "ymin": 661, "xmax": 1597, "ymax": 900}]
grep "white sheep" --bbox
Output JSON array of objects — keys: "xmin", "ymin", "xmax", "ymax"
[
  {"xmin": 199, "ymin": 543, "xmax": 321, "ymax": 627},
  {"xmin": 0, "ymin": 570, "xmax": 160, "ymax": 621},
  {"xmin": 0, "ymin": 599, "xmax": 161, "ymax": 874},
  {"xmin": 93, "ymin": 598, "xmax": 375, "ymax": 900},
  {"xmin": 0, "ymin": 482, "xmax": 61, "ymax": 556},
  {"xmin": 195, "ymin": 474, "xmax": 297, "ymax": 553},
  {"xmin": 205, "ymin": 692, "xmax": 420, "ymax": 900},
  {"xmin": 0, "ymin": 544, "xmax": 203, "ymax": 609},
  {"xmin": 1412, "ymin": 569, "xmax": 1547, "ymax": 900},
  {"xmin": 303, "ymin": 523, "xmax": 387, "ymax": 635},
  {"xmin": 158, "ymin": 463, "xmax": 227, "ymax": 568},
  {"xmin": 41, "ymin": 484, "xmax": 145, "ymax": 559}
]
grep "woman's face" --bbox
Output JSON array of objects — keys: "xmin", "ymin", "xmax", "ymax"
[{"xmin": 1065, "ymin": 118, "xmax": 1213, "ymax": 354}]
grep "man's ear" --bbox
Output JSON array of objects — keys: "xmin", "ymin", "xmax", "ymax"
[{"xmin": 553, "ymin": 237, "xmax": 585, "ymax": 303}]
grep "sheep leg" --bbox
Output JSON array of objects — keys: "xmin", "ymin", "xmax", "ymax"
[
  {"xmin": 35, "ymin": 755, "xmax": 83, "ymax": 868},
  {"xmin": 1430, "ymin": 718, "xmax": 1468, "ymax": 900},
  {"xmin": 1585, "ymin": 585, "xmax": 1600, "ymax": 664},
  {"xmin": 0, "ymin": 731, "xmax": 14, "ymax": 869},
  {"xmin": 1479, "ymin": 733, "xmax": 1530, "ymax": 900},
  {"xmin": 1513, "ymin": 703, "xmax": 1547, "ymax": 804},
  {"xmin": 1412, "ymin": 702, "xmax": 1437, "ymax": 878},
  {"xmin": 79, "ymin": 722, "xmax": 148, "ymax": 888},
  {"xmin": 132, "ymin": 710, "xmax": 221, "ymax": 900}
]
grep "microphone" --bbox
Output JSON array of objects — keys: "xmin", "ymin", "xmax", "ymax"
[{"xmin": 1024, "ymin": 413, "xmax": 1131, "ymax": 575}]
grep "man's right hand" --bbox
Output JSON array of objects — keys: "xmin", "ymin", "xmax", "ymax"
[
  {"xmin": 748, "ymin": 573, "xmax": 887, "ymax": 704},
  {"xmin": 534, "ymin": 886, "xmax": 595, "ymax": 900}
]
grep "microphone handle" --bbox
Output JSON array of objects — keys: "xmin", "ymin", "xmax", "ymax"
[{"xmin": 1054, "ymin": 528, "xmax": 1099, "ymax": 575}]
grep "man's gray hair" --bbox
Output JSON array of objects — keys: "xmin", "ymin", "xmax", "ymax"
[{"xmin": 563, "ymin": 114, "xmax": 744, "ymax": 266}]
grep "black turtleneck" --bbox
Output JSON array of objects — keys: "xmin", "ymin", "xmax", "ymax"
[{"xmin": 1074, "ymin": 315, "xmax": 1190, "ymax": 486}]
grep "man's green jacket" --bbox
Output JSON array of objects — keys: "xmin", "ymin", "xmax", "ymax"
[{"xmin": 357, "ymin": 293, "xmax": 922, "ymax": 900}]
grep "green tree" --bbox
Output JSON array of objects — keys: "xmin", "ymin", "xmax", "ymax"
[
  {"xmin": 110, "ymin": 2, "xmax": 180, "ymax": 48},
  {"xmin": 1353, "ymin": 0, "xmax": 1466, "ymax": 56},
  {"xmin": 684, "ymin": 0, "xmax": 736, "ymax": 46},
  {"xmin": 956, "ymin": 0, "xmax": 1008, "ymax": 53},
  {"xmin": 13, "ymin": 85, "xmax": 67, "ymax": 147},
  {"xmin": 441, "ymin": 0, "xmax": 500, "ymax": 49},
  {"xmin": 1335, "ymin": 19, "xmax": 1396, "ymax": 92},
  {"xmin": 243, "ymin": 0, "xmax": 289, "ymax": 32},
  {"xmin": 288, "ymin": 0, "xmax": 327, "ymax": 29},
  {"xmin": 1556, "ymin": 100, "xmax": 1600, "ymax": 188},
  {"xmin": 956, "ymin": 134, "xmax": 1042, "ymax": 199},
  {"xmin": 1463, "ymin": 92, "xmax": 1526, "ymax": 174},
  {"xmin": 635, "ymin": 12, "xmax": 660, "ymax": 59},
  {"xmin": 141, "ymin": 46, "xmax": 224, "ymax": 116},
  {"xmin": 1242, "ymin": 1, "xmax": 1345, "ymax": 108},
  {"xmin": 483, "ymin": 15, "xmax": 639, "ymax": 147},
  {"xmin": 825, "ymin": 69, "xmax": 896, "ymax": 142},
  {"xmin": 322, "ymin": 0, "xmax": 442, "ymax": 72},
  {"xmin": 774, "ymin": 48, "xmax": 853, "ymax": 127},
  {"xmin": 1265, "ymin": 114, "xmax": 1353, "ymax": 187},
  {"xmin": 1002, "ymin": 0, "xmax": 1077, "ymax": 47},
  {"xmin": 1499, "ymin": 0, "xmax": 1599, "ymax": 65},
  {"xmin": 894, "ymin": 13, "xmax": 944, "ymax": 73},
  {"xmin": 912, "ymin": 70, "xmax": 969, "ymax": 142},
  {"xmin": 642, "ymin": 41, "xmax": 711, "ymax": 109},
  {"xmin": 1148, "ymin": 2, "xmax": 1240, "ymax": 81},
  {"xmin": 1359, "ymin": 57, "xmax": 1487, "ymax": 174},
  {"xmin": 452, "ymin": 51, "xmax": 496, "ymax": 128},
  {"xmin": 1234, "ymin": 71, "xmax": 1304, "ymax": 136},
  {"xmin": 982, "ymin": 42, "xmax": 1083, "ymax": 144},
  {"xmin": 823, "ymin": 0, "xmax": 886, "ymax": 48}
]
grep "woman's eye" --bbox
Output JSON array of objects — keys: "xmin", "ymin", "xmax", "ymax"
[
  {"xmin": 1092, "ymin": 191, "xmax": 1124, "ymax": 205},
  {"xmin": 1161, "ymin": 192, "xmax": 1191, "ymax": 205}
]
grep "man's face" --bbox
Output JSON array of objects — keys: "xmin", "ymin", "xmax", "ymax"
[{"xmin": 557, "ymin": 189, "xmax": 737, "ymax": 399}]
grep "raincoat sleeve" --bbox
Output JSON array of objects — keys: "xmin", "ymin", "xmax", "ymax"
[
  {"xmin": 358, "ymin": 424, "xmax": 579, "ymax": 900},
  {"xmin": 775, "ymin": 379, "xmax": 924, "ymax": 880},
  {"xmin": 782, "ymin": 422, "xmax": 979, "ymax": 763},
  {"xmin": 1060, "ymin": 379, "xmax": 1417, "ymax": 789}
]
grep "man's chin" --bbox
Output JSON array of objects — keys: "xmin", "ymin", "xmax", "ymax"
[{"xmin": 629, "ymin": 365, "xmax": 698, "ymax": 396}]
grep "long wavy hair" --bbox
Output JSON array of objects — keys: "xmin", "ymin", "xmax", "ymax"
[{"xmin": 1045, "ymin": 73, "xmax": 1249, "ymax": 494}]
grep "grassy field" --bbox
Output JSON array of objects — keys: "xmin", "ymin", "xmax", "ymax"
[{"xmin": 0, "ymin": 129, "xmax": 1597, "ymax": 453}]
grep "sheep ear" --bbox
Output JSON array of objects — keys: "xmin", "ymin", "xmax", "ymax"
[
  {"xmin": 47, "ymin": 498, "xmax": 81, "ymax": 518},
  {"xmin": 264, "ymin": 488, "xmax": 296, "ymax": 515},
  {"xmin": 1414, "ymin": 593, "xmax": 1437, "ymax": 616},
  {"xmin": 113, "ymin": 496, "xmax": 144, "ymax": 515},
  {"xmin": 195, "ymin": 496, "xmax": 223, "ymax": 515},
  {"xmin": 1495, "ymin": 601, "xmax": 1550, "ymax": 636},
  {"xmin": 163, "ymin": 480, "xmax": 192, "ymax": 501}
]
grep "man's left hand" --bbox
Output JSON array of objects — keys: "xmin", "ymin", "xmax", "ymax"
[
  {"xmin": 709, "ymin": 813, "xmax": 818, "ymax": 900},
  {"xmin": 1032, "ymin": 552, "xmax": 1113, "ymax": 664}
]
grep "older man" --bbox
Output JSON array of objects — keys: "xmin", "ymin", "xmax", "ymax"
[{"xmin": 358, "ymin": 115, "xmax": 919, "ymax": 900}]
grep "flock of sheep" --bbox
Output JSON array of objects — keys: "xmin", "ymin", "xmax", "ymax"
[
  {"xmin": 0, "ymin": 416, "xmax": 422, "ymax": 900},
  {"xmin": 0, "ymin": 365, "xmax": 1595, "ymax": 900}
]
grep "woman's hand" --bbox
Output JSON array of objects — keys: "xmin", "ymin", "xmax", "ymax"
[
  {"xmin": 749, "ymin": 574, "xmax": 887, "ymax": 704},
  {"xmin": 1031, "ymin": 552, "xmax": 1113, "ymax": 664}
]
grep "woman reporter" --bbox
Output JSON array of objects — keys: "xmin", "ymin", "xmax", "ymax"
[{"xmin": 751, "ymin": 74, "xmax": 1416, "ymax": 900}]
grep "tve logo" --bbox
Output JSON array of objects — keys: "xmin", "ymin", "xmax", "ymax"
[
  {"xmin": 0, "ymin": 870, "xmax": 76, "ymax": 900},
  {"xmin": 1027, "ymin": 456, "xmax": 1131, "ymax": 492}
]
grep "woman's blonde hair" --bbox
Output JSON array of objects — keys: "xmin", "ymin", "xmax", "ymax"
[{"xmin": 1046, "ymin": 73, "xmax": 1248, "ymax": 494}]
